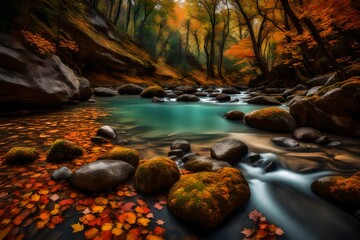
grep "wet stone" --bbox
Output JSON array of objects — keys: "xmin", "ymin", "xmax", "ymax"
[{"xmin": 52, "ymin": 166, "xmax": 73, "ymax": 180}]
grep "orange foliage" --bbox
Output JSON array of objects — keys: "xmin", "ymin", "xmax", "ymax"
[
  {"xmin": 59, "ymin": 36, "xmax": 79, "ymax": 52},
  {"xmin": 21, "ymin": 30, "xmax": 56, "ymax": 55},
  {"xmin": 224, "ymin": 38, "xmax": 255, "ymax": 63}
]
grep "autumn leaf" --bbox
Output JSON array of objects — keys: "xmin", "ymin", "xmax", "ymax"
[
  {"xmin": 91, "ymin": 205, "xmax": 105, "ymax": 213},
  {"xmin": 127, "ymin": 228, "xmax": 141, "ymax": 240},
  {"xmin": 256, "ymin": 229, "xmax": 268, "ymax": 239},
  {"xmin": 137, "ymin": 217, "xmax": 151, "ymax": 227},
  {"xmin": 156, "ymin": 219, "xmax": 165, "ymax": 225},
  {"xmin": 275, "ymin": 227, "xmax": 284, "ymax": 236},
  {"xmin": 84, "ymin": 228, "xmax": 99, "ymax": 239},
  {"xmin": 102, "ymin": 222, "xmax": 113, "ymax": 231},
  {"xmin": 95, "ymin": 196, "xmax": 108, "ymax": 205},
  {"xmin": 241, "ymin": 228, "xmax": 254, "ymax": 237},
  {"xmin": 0, "ymin": 192, "xmax": 9, "ymax": 198},
  {"xmin": 71, "ymin": 222, "xmax": 84, "ymax": 233},
  {"xmin": 49, "ymin": 194, "xmax": 60, "ymax": 201},
  {"xmin": 154, "ymin": 203, "xmax": 163, "ymax": 210},
  {"xmin": 153, "ymin": 226, "xmax": 166, "ymax": 235},
  {"xmin": 146, "ymin": 235, "xmax": 164, "ymax": 240},
  {"xmin": 249, "ymin": 209, "xmax": 264, "ymax": 223}
]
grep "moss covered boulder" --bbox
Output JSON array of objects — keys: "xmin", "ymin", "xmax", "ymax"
[
  {"xmin": 245, "ymin": 107, "xmax": 297, "ymax": 133},
  {"xmin": 311, "ymin": 171, "xmax": 360, "ymax": 209},
  {"xmin": 224, "ymin": 110, "xmax": 245, "ymax": 120},
  {"xmin": 140, "ymin": 86, "xmax": 166, "ymax": 98},
  {"xmin": 98, "ymin": 147, "xmax": 140, "ymax": 168},
  {"xmin": 47, "ymin": 139, "xmax": 83, "ymax": 163},
  {"xmin": 184, "ymin": 156, "xmax": 231, "ymax": 172},
  {"xmin": 135, "ymin": 157, "xmax": 180, "ymax": 194},
  {"xmin": 6, "ymin": 147, "xmax": 39, "ymax": 164},
  {"xmin": 168, "ymin": 167, "xmax": 250, "ymax": 228}
]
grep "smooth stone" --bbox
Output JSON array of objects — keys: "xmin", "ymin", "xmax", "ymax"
[
  {"xmin": 52, "ymin": 166, "xmax": 73, "ymax": 180},
  {"xmin": 222, "ymin": 88, "xmax": 240, "ymax": 94},
  {"xmin": 293, "ymin": 127, "xmax": 323, "ymax": 142},
  {"xmin": 88, "ymin": 98, "xmax": 96, "ymax": 103},
  {"xmin": 70, "ymin": 160, "xmax": 135, "ymax": 192},
  {"xmin": 182, "ymin": 152, "xmax": 197, "ymax": 163},
  {"xmin": 78, "ymin": 78, "xmax": 93, "ymax": 101},
  {"xmin": 272, "ymin": 137, "xmax": 299, "ymax": 147},
  {"xmin": 176, "ymin": 94, "xmax": 200, "ymax": 102},
  {"xmin": 6, "ymin": 147, "xmax": 39, "ymax": 164},
  {"xmin": 184, "ymin": 156, "xmax": 231, "ymax": 172},
  {"xmin": 224, "ymin": 110, "xmax": 245, "ymax": 120},
  {"xmin": 216, "ymin": 94, "xmax": 231, "ymax": 102},
  {"xmin": 209, "ymin": 93, "xmax": 221, "ymax": 97},
  {"xmin": 97, "ymin": 125, "xmax": 117, "ymax": 139},
  {"xmin": 47, "ymin": 139, "xmax": 83, "ymax": 163},
  {"xmin": 152, "ymin": 97, "xmax": 165, "ymax": 103},
  {"xmin": 118, "ymin": 84, "xmax": 144, "ymax": 95},
  {"xmin": 314, "ymin": 135, "xmax": 331, "ymax": 145},
  {"xmin": 165, "ymin": 93, "xmax": 178, "ymax": 98},
  {"xmin": 247, "ymin": 96, "xmax": 281, "ymax": 105},
  {"xmin": 168, "ymin": 149, "xmax": 184, "ymax": 157},
  {"xmin": 195, "ymin": 92, "xmax": 208, "ymax": 97},
  {"xmin": 90, "ymin": 136, "xmax": 109, "ymax": 144},
  {"xmin": 93, "ymin": 87, "xmax": 118, "ymax": 96},
  {"xmin": 247, "ymin": 152, "xmax": 261, "ymax": 163},
  {"xmin": 170, "ymin": 140, "xmax": 191, "ymax": 153},
  {"xmin": 141, "ymin": 86, "xmax": 166, "ymax": 98},
  {"xmin": 175, "ymin": 86, "xmax": 197, "ymax": 94},
  {"xmin": 211, "ymin": 138, "xmax": 248, "ymax": 165}
]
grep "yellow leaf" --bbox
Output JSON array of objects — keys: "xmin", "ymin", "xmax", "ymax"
[
  {"xmin": 2, "ymin": 219, "xmax": 11, "ymax": 224},
  {"xmin": 137, "ymin": 217, "xmax": 150, "ymax": 227},
  {"xmin": 95, "ymin": 196, "xmax": 108, "ymax": 205},
  {"xmin": 146, "ymin": 235, "xmax": 164, "ymax": 240},
  {"xmin": 31, "ymin": 193, "xmax": 40, "ymax": 202},
  {"xmin": 112, "ymin": 227, "xmax": 123, "ymax": 236},
  {"xmin": 38, "ymin": 190, "xmax": 49, "ymax": 195},
  {"xmin": 71, "ymin": 222, "xmax": 84, "ymax": 233},
  {"xmin": 84, "ymin": 228, "xmax": 99, "ymax": 239},
  {"xmin": 102, "ymin": 222, "xmax": 113, "ymax": 231},
  {"xmin": 91, "ymin": 205, "xmax": 105, "ymax": 213}
]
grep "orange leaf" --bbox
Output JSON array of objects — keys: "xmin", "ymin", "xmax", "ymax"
[
  {"xmin": 95, "ymin": 196, "xmax": 108, "ymax": 205},
  {"xmin": 71, "ymin": 222, "xmax": 84, "ymax": 233},
  {"xmin": 256, "ymin": 229, "xmax": 268, "ymax": 239},
  {"xmin": 84, "ymin": 228, "xmax": 99, "ymax": 239},
  {"xmin": 153, "ymin": 226, "xmax": 166, "ymax": 235},
  {"xmin": 91, "ymin": 205, "xmax": 105, "ymax": 213},
  {"xmin": 137, "ymin": 217, "xmax": 150, "ymax": 227},
  {"xmin": 127, "ymin": 228, "xmax": 141, "ymax": 240}
]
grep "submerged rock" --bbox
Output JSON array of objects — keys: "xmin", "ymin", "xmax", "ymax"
[
  {"xmin": 70, "ymin": 160, "xmax": 135, "ymax": 192},
  {"xmin": 168, "ymin": 167, "xmax": 250, "ymax": 228},
  {"xmin": 245, "ymin": 107, "xmax": 297, "ymax": 133},
  {"xmin": 211, "ymin": 138, "xmax": 248, "ymax": 165},
  {"xmin": 224, "ymin": 110, "xmax": 245, "ymax": 120},
  {"xmin": 47, "ymin": 139, "xmax": 83, "ymax": 163},
  {"xmin": 152, "ymin": 97, "xmax": 165, "ymax": 103},
  {"xmin": 293, "ymin": 127, "xmax": 323, "ymax": 142},
  {"xmin": 312, "ymin": 171, "xmax": 360, "ymax": 209},
  {"xmin": 182, "ymin": 152, "xmax": 197, "ymax": 163},
  {"xmin": 135, "ymin": 157, "xmax": 180, "ymax": 194},
  {"xmin": 93, "ymin": 87, "xmax": 118, "ymax": 96},
  {"xmin": 98, "ymin": 146, "xmax": 140, "ymax": 168},
  {"xmin": 140, "ymin": 86, "xmax": 166, "ymax": 98},
  {"xmin": 96, "ymin": 125, "xmax": 117, "ymax": 139},
  {"xmin": 272, "ymin": 137, "xmax": 299, "ymax": 147},
  {"xmin": 6, "ymin": 147, "xmax": 39, "ymax": 164},
  {"xmin": 168, "ymin": 149, "xmax": 184, "ymax": 157},
  {"xmin": 176, "ymin": 94, "xmax": 200, "ymax": 102},
  {"xmin": 118, "ymin": 84, "xmax": 144, "ymax": 95},
  {"xmin": 52, "ymin": 166, "xmax": 73, "ymax": 180},
  {"xmin": 184, "ymin": 156, "xmax": 231, "ymax": 172}
]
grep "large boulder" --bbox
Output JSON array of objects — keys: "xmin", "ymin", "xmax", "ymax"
[
  {"xmin": 118, "ymin": 84, "xmax": 144, "ymax": 95},
  {"xmin": 247, "ymin": 96, "xmax": 281, "ymax": 105},
  {"xmin": 245, "ymin": 107, "xmax": 297, "ymax": 133},
  {"xmin": 224, "ymin": 110, "xmax": 245, "ymax": 120},
  {"xmin": 93, "ymin": 87, "xmax": 118, "ymax": 96},
  {"xmin": 6, "ymin": 147, "xmax": 39, "ymax": 164},
  {"xmin": 290, "ymin": 77, "xmax": 360, "ymax": 137},
  {"xmin": 216, "ymin": 94, "xmax": 231, "ymax": 102},
  {"xmin": 47, "ymin": 139, "xmax": 83, "ymax": 163},
  {"xmin": 170, "ymin": 140, "xmax": 191, "ymax": 153},
  {"xmin": 168, "ymin": 168, "xmax": 250, "ymax": 228},
  {"xmin": 140, "ymin": 86, "xmax": 166, "ymax": 98},
  {"xmin": 96, "ymin": 125, "xmax": 117, "ymax": 139},
  {"xmin": 0, "ymin": 34, "xmax": 85, "ymax": 106},
  {"xmin": 176, "ymin": 94, "xmax": 200, "ymax": 102},
  {"xmin": 70, "ymin": 160, "xmax": 135, "ymax": 192},
  {"xmin": 98, "ymin": 146, "xmax": 140, "ymax": 168},
  {"xmin": 135, "ymin": 157, "xmax": 180, "ymax": 194},
  {"xmin": 184, "ymin": 156, "xmax": 231, "ymax": 172},
  {"xmin": 311, "ymin": 171, "xmax": 360, "ymax": 209},
  {"xmin": 210, "ymin": 138, "xmax": 248, "ymax": 165},
  {"xmin": 78, "ymin": 78, "xmax": 93, "ymax": 101}
]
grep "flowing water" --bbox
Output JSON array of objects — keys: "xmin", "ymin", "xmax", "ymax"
[{"xmin": 1, "ymin": 92, "xmax": 360, "ymax": 240}]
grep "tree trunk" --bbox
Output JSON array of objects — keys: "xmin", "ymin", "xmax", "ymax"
[
  {"xmin": 125, "ymin": 0, "xmax": 132, "ymax": 32},
  {"xmin": 113, "ymin": 0, "xmax": 122, "ymax": 25},
  {"xmin": 204, "ymin": 33, "xmax": 211, "ymax": 77}
]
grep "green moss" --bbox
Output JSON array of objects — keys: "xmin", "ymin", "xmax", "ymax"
[
  {"xmin": 98, "ymin": 147, "xmax": 140, "ymax": 168},
  {"xmin": 168, "ymin": 167, "xmax": 250, "ymax": 228},
  {"xmin": 140, "ymin": 86, "xmax": 166, "ymax": 98},
  {"xmin": 47, "ymin": 139, "xmax": 83, "ymax": 163},
  {"xmin": 135, "ymin": 156, "xmax": 180, "ymax": 194},
  {"xmin": 6, "ymin": 147, "xmax": 39, "ymax": 164}
]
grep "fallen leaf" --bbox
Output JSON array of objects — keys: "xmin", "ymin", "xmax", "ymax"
[
  {"xmin": 154, "ymin": 203, "xmax": 163, "ymax": 210},
  {"xmin": 153, "ymin": 226, "xmax": 166, "ymax": 235},
  {"xmin": 137, "ymin": 217, "xmax": 151, "ymax": 227},
  {"xmin": 156, "ymin": 219, "xmax": 165, "ymax": 225},
  {"xmin": 102, "ymin": 222, "xmax": 113, "ymax": 231},
  {"xmin": 0, "ymin": 192, "xmax": 8, "ymax": 198},
  {"xmin": 241, "ymin": 228, "xmax": 255, "ymax": 237},
  {"xmin": 71, "ymin": 222, "xmax": 84, "ymax": 233},
  {"xmin": 275, "ymin": 227, "xmax": 284, "ymax": 236},
  {"xmin": 95, "ymin": 196, "xmax": 108, "ymax": 205},
  {"xmin": 84, "ymin": 228, "xmax": 99, "ymax": 239}
]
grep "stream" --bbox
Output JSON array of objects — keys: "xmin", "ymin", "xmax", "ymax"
[{"xmin": 0, "ymin": 92, "xmax": 360, "ymax": 239}]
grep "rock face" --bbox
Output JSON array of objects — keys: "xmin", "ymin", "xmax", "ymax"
[
  {"xmin": 312, "ymin": 171, "xmax": 360, "ymax": 209},
  {"xmin": 70, "ymin": 160, "xmax": 135, "ymax": 192},
  {"xmin": 170, "ymin": 140, "xmax": 191, "ymax": 153},
  {"xmin": 224, "ymin": 110, "xmax": 245, "ymax": 120},
  {"xmin": 97, "ymin": 125, "xmax": 117, "ymax": 139},
  {"xmin": 118, "ymin": 84, "xmax": 144, "ymax": 95},
  {"xmin": 98, "ymin": 147, "xmax": 140, "ymax": 168},
  {"xmin": 140, "ymin": 86, "xmax": 166, "ymax": 98},
  {"xmin": 210, "ymin": 138, "xmax": 248, "ymax": 165},
  {"xmin": 6, "ymin": 147, "xmax": 39, "ymax": 164},
  {"xmin": 216, "ymin": 94, "xmax": 231, "ymax": 102},
  {"xmin": 184, "ymin": 156, "xmax": 231, "ymax": 172},
  {"xmin": 52, "ymin": 166, "xmax": 73, "ymax": 180},
  {"xmin": 78, "ymin": 78, "xmax": 93, "ymax": 101},
  {"xmin": 245, "ymin": 107, "xmax": 297, "ymax": 133},
  {"xmin": 290, "ymin": 77, "xmax": 360, "ymax": 137},
  {"xmin": 0, "ymin": 34, "xmax": 88, "ymax": 106},
  {"xmin": 292, "ymin": 127, "xmax": 323, "ymax": 142},
  {"xmin": 47, "ymin": 139, "xmax": 83, "ymax": 163},
  {"xmin": 272, "ymin": 137, "xmax": 299, "ymax": 147},
  {"xmin": 247, "ymin": 96, "xmax": 281, "ymax": 105},
  {"xmin": 93, "ymin": 87, "xmax": 118, "ymax": 96},
  {"xmin": 168, "ymin": 168, "xmax": 250, "ymax": 228},
  {"xmin": 135, "ymin": 157, "xmax": 180, "ymax": 194},
  {"xmin": 176, "ymin": 94, "xmax": 200, "ymax": 102}
]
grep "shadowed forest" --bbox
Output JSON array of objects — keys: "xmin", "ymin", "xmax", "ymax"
[{"xmin": 0, "ymin": 0, "xmax": 359, "ymax": 240}]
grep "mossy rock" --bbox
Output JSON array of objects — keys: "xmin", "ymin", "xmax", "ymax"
[
  {"xmin": 6, "ymin": 147, "xmax": 39, "ymax": 164},
  {"xmin": 168, "ymin": 167, "xmax": 250, "ymax": 228},
  {"xmin": 245, "ymin": 107, "xmax": 297, "ymax": 133},
  {"xmin": 47, "ymin": 139, "xmax": 83, "ymax": 163},
  {"xmin": 140, "ymin": 86, "xmax": 166, "ymax": 98},
  {"xmin": 98, "ymin": 147, "xmax": 140, "ymax": 168},
  {"xmin": 312, "ymin": 171, "xmax": 360, "ymax": 209},
  {"xmin": 135, "ymin": 157, "xmax": 180, "ymax": 194}
]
